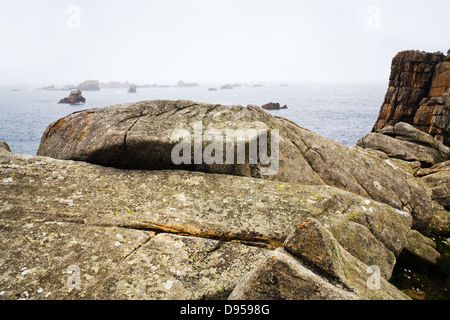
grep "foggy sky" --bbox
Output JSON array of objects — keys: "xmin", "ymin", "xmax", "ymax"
[{"xmin": 0, "ymin": 0, "xmax": 449, "ymax": 86}]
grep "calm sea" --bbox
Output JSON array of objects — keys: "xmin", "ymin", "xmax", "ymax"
[{"xmin": 0, "ymin": 83, "xmax": 386, "ymax": 155}]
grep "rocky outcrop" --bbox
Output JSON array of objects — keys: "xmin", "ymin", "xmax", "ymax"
[
  {"xmin": 176, "ymin": 80, "xmax": 199, "ymax": 88},
  {"xmin": 100, "ymin": 81, "xmax": 130, "ymax": 89},
  {"xmin": 0, "ymin": 141, "xmax": 11, "ymax": 152},
  {"xmin": 61, "ymin": 84, "xmax": 76, "ymax": 91},
  {"xmin": 427, "ymin": 201, "xmax": 450, "ymax": 235},
  {"xmin": 358, "ymin": 122, "xmax": 450, "ymax": 167},
  {"xmin": 77, "ymin": 80, "xmax": 100, "ymax": 91},
  {"xmin": 229, "ymin": 219, "xmax": 410, "ymax": 300},
  {"xmin": 0, "ymin": 144, "xmax": 414, "ymax": 299},
  {"xmin": 422, "ymin": 169, "xmax": 450, "ymax": 209},
  {"xmin": 358, "ymin": 122, "xmax": 450, "ymax": 236},
  {"xmin": 220, "ymin": 84, "xmax": 233, "ymax": 90},
  {"xmin": 261, "ymin": 102, "xmax": 288, "ymax": 110},
  {"xmin": 36, "ymin": 100, "xmax": 433, "ymax": 230},
  {"xmin": 429, "ymin": 50, "xmax": 450, "ymax": 97},
  {"xmin": 128, "ymin": 84, "xmax": 137, "ymax": 93},
  {"xmin": 372, "ymin": 49, "xmax": 450, "ymax": 146},
  {"xmin": 58, "ymin": 90, "xmax": 86, "ymax": 105},
  {"xmin": 402, "ymin": 230, "xmax": 440, "ymax": 266},
  {"xmin": 38, "ymin": 85, "xmax": 59, "ymax": 91}
]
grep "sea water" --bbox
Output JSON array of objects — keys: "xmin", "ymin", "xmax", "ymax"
[{"xmin": 0, "ymin": 82, "xmax": 386, "ymax": 155}]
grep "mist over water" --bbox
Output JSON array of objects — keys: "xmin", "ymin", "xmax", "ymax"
[{"xmin": 0, "ymin": 82, "xmax": 385, "ymax": 155}]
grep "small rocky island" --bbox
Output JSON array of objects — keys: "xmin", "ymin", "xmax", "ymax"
[
  {"xmin": 261, "ymin": 102, "xmax": 288, "ymax": 110},
  {"xmin": 77, "ymin": 80, "xmax": 100, "ymax": 91},
  {"xmin": 0, "ymin": 49, "xmax": 449, "ymax": 300},
  {"xmin": 128, "ymin": 84, "xmax": 137, "ymax": 93},
  {"xmin": 58, "ymin": 89, "xmax": 86, "ymax": 104}
]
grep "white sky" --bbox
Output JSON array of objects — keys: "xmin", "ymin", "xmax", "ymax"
[{"xmin": 0, "ymin": 0, "xmax": 448, "ymax": 86}]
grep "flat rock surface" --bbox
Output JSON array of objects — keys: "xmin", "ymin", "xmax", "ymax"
[{"xmin": 0, "ymin": 147, "xmax": 414, "ymax": 299}]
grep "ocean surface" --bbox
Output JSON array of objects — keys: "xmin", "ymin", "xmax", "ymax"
[{"xmin": 0, "ymin": 83, "xmax": 386, "ymax": 155}]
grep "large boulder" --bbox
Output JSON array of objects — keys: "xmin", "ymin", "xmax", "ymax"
[
  {"xmin": 36, "ymin": 100, "xmax": 433, "ymax": 230},
  {"xmin": 228, "ymin": 248, "xmax": 360, "ymax": 300},
  {"xmin": 401, "ymin": 230, "xmax": 440, "ymax": 266},
  {"xmin": 422, "ymin": 170, "xmax": 450, "ymax": 209},
  {"xmin": 358, "ymin": 122, "xmax": 450, "ymax": 166},
  {"xmin": 229, "ymin": 219, "xmax": 410, "ymax": 300},
  {"xmin": 0, "ymin": 148, "xmax": 414, "ymax": 299},
  {"xmin": 427, "ymin": 202, "xmax": 450, "ymax": 235}
]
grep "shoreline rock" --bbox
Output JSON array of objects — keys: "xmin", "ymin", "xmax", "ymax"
[
  {"xmin": 58, "ymin": 89, "xmax": 86, "ymax": 105},
  {"xmin": 261, "ymin": 102, "xmax": 288, "ymax": 110},
  {"xmin": 372, "ymin": 49, "xmax": 450, "ymax": 146},
  {"xmin": 128, "ymin": 84, "xmax": 137, "ymax": 93}
]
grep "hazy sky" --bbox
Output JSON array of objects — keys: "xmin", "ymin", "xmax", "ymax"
[{"xmin": 0, "ymin": 0, "xmax": 448, "ymax": 86}]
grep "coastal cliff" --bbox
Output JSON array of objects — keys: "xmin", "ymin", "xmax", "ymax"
[{"xmin": 373, "ymin": 49, "xmax": 450, "ymax": 146}]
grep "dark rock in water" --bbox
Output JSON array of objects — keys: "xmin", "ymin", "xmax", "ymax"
[
  {"xmin": 58, "ymin": 90, "xmax": 86, "ymax": 104},
  {"xmin": 261, "ymin": 102, "xmax": 287, "ymax": 110},
  {"xmin": 220, "ymin": 84, "xmax": 233, "ymax": 90},
  {"xmin": 208, "ymin": 88, "xmax": 217, "ymax": 91},
  {"xmin": 176, "ymin": 80, "xmax": 199, "ymax": 87},
  {"xmin": 10, "ymin": 89, "xmax": 22, "ymax": 92},
  {"xmin": 128, "ymin": 84, "xmax": 137, "ymax": 93},
  {"xmin": 77, "ymin": 80, "xmax": 100, "ymax": 91}
]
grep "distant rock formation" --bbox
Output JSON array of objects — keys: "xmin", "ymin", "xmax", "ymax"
[
  {"xmin": 100, "ymin": 81, "xmax": 130, "ymax": 89},
  {"xmin": 77, "ymin": 80, "xmax": 100, "ymax": 91},
  {"xmin": 208, "ymin": 88, "xmax": 217, "ymax": 91},
  {"xmin": 58, "ymin": 90, "xmax": 86, "ymax": 104},
  {"xmin": 220, "ymin": 84, "xmax": 233, "ymax": 90},
  {"xmin": 176, "ymin": 80, "xmax": 199, "ymax": 88},
  {"xmin": 128, "ymin": 84, "xmax": 137, "ymax": 93},
  {"xmin": 38, "ymin": 85, "xmax": 59, "ymax": 91},
  {"xmin": 261, "ymin": 102, "xmax": 288, "ymax": 110},
  {"xmin": 61, "ymin": 84, "xmax": 76, "ymax": 91},
  {"xmin": 372, "ymin": 49, "xmax": 450, "ymax": 146}
]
